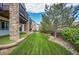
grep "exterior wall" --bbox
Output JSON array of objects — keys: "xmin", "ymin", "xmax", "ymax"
[
  {"xmin": 0, "ymin": 30, "xmax": 9, "ymax": 36},
  {"xmin": 0, "ymin": 16, "xmax": 26, "ymax": 36},
  {"xmin": 0, "ymin": 16, "xmax": 8, "ymax": 21},
  {"xmin": 9, "ymin": 3, "xmax": 19, "ymax": 41},
  {"xmin": 0, "ymin": 16, "xmax": 9, "ymax": 30},
  {"xmin": 25, "ymin": 20, "xmax": 29, "ymax": 33},
  {"xmin": 31, "ymin": 21, "xmax": 37, "ymax": 32},
  {"xmin": 0, "ymin": 3, "xmax": 31, "ymax": 38},
  {"xmin": 0, "ymin": 14, "xmax": 9, "ymax": 36},
  {"xmin": 0, "ymin": 20, "xmax": 9, "ymax": 30},
  {"xmin": 36, "ymin": 24, "xmax": 39, "ymax": 31},
  {"xmin": 20, "ymin": 23, "xmax": 25, "ymax": 32}
]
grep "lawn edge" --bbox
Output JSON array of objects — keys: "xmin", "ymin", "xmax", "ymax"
[{"xmin": 0, "ymin": 32, "xmax": 32, "ymax": 49}]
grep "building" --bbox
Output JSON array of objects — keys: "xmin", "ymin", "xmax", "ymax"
[
  {"xmin": 36, "ymin": 24, "xmax": 39, "ymax": 31},
  {"xmin": 0, "ymin": 3, "xmax": 31, "ymax": 41},
  {"xmin": 0, "ymin": 3, "xmax": 29, "ymax": 33},
  {"xmin": 0, "ymin": 3, "xmax": 38, "ymax": 41},
  {"xmin": 28, "ymin": 15, "xmax": 38, "ymax": 32}
]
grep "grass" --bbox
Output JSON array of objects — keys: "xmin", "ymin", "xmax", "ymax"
[
  {"xmin": 0, "ymin": 35, "xmax": 13, "ymax": 45},
  {"xmin": 20, "ymin": 32, "xmax": 27, "ymax": 38},
  {"xmin": 0, "ymin": 32, "xmax": 27, "ymax": 45},
  {"xmin": 10, "ymin": 32, "xmax": 72, "ymax": 55}
]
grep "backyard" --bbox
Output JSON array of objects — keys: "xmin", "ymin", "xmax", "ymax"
[
  {"xmin": 0, "ymin": 3, "xmax": 79, "ymax": 55},
  {"xmin": 10, "ymin": 32, "xmax": 71, "ymax": 55}
]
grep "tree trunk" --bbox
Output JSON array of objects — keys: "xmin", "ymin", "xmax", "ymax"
[{"xmin": 54, "ymin": 31, "xmax": 57, "ymax": 38}]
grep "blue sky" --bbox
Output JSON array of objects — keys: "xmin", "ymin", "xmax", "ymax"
[
  {"xmin": 25, "ymin": 3, "xmax": 45, "ymax": 24},
  {"xmin": 28, "ymin": 12, "xmax": 42, "ymax": 24},
  {"xmin": 25, "ymin": 3, "xmax": 79, "ymax": 24}
]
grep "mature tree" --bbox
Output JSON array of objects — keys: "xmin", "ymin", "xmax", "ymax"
[
  {"xmin": 40, "ymin": 3, "xmax": 79, "ymax": 38},
  {"xmin": 44, "ymin": 4, "xmax": 66, "ymax": 38},
  {"xmin": 61, "ymin": 5, "xmax": 79, "ymax": 27},
  {"xmin": 45, "ymin": 3, "xmax": 79, "ymax": 38},
  {"xmin": 72, "ymin": 21, "xmax": 79, "ymax": 28},
  {"xmin": 40, "ymin": 15, "xmax": 53, "ymax": 33}
]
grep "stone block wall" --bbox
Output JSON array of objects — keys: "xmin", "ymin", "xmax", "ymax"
[{"xmin": 9, "ymin": 3, "xmax": 19, "ymax": 41}]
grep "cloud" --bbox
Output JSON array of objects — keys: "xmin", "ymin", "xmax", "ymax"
[
  {"xmin": 25, "ymin": 3, "xmax": 45, "ymax": 13},
  {"xmin": 66, "ymin": 3, "xmax": 79, "ymax": 7},
  {"xmin": 25, "ymin": 3, "xmax": 79, "ymax": 13},
  {"xmin": 72, "ymin": 3, "xmax": 79, "ymax": 6}
]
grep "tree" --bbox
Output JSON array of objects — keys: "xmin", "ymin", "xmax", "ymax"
[
  {"xmin": 44, "ymin": 3, "xmax": 79, "ymax": 38},
  {"xmin": 40, "ymin": 15, "xmax": 53, "ymax": 33},
  {"xmin": 40, "ymin": 3, "xmax": 79, "ymax": 38},
  {"xmin": 72, "ymin": 21, "xmax": 79, "ymax": 28},
  {"xmin": 45, "ymin": 4, "xmax": 67, "ymax": 38},
  {"xmin": 61, "ymin": 5, "xmax": 79, "ymax": 27}
]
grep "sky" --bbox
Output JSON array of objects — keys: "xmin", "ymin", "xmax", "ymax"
[
  {"xmin": 28, "ymin": 12, "xmax": 42, "ymax": 24},
  {"xmin": 25, "ymin": 3, "xmax": 79, "ymax": 24},
  {"xmin": 25, "ymin": 3, "xmax": 45, "ymax": 24}
]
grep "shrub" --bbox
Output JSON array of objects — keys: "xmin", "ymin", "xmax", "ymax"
[{"xmin": 60, "ymin": 27, "xmax": 79, "ymax": 51}]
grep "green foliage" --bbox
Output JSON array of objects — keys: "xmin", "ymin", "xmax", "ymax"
[
  {"xmin": 60, "ymin": 27, "xmax": 79, "ymax": 49},
  {"xmin": 40, "ymin": 3, "xmax": 79, "ymax": 34},
  {"xmin": 40, "ymin": 15, "xmax": 53, "ymax": 33},
  {"xmin": 72, "ymin": 21, "xmax": 79, "ymax": 28},
  {"xmin": 45, "ymin": 4, "xmax": 75, "ymax": 30}
]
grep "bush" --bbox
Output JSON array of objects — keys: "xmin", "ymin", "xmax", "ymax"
[{"xmin": 60, "ymin": 27, "xmax": 79, "ymax": 51}]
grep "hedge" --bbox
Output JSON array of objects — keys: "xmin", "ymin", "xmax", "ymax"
[{"xmin": 60, "ymin": 27, "xmax": 79, "ymax": 51}]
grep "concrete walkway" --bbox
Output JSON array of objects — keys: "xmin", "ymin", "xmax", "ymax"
[{"xmin": 49, "ymin": 36, "xmax": 79, "ymax": 55}]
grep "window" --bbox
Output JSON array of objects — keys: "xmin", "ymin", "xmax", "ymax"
[
  {"xmin": 1, "ymin": 21, "xmax": 5, "ymax": 29},
  {"xmin": 0, "ymin": 20, "xmax": 9, "ymax": 30}
]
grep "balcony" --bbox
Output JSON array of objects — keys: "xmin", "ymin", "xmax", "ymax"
[
  {"xmin": 0, "ymin": 3, "xmax": 28, "ymax": 21},
  {"xmin": 19, "ymin": 4, "xmax": 28, "ymax": 20},
  {"xmin": 0, "ymin": 3, "xmax": 9, "ymax": 11}
]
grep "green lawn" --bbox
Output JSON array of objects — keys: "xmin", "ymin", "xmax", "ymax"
[
  {"xmin": 20, "ymin": 32, "xmax": 27, "ymax": 38},
  {"xmin": 0, "ymin": 35, "xmax": 13, "ymax": 45},
  {"xmin": 0, "ymin": 32, "xmax": 26, "ymax": 45},
  {"xmin": 10, "ymin": 32, "xmax": 72, "ymax": 55}
]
